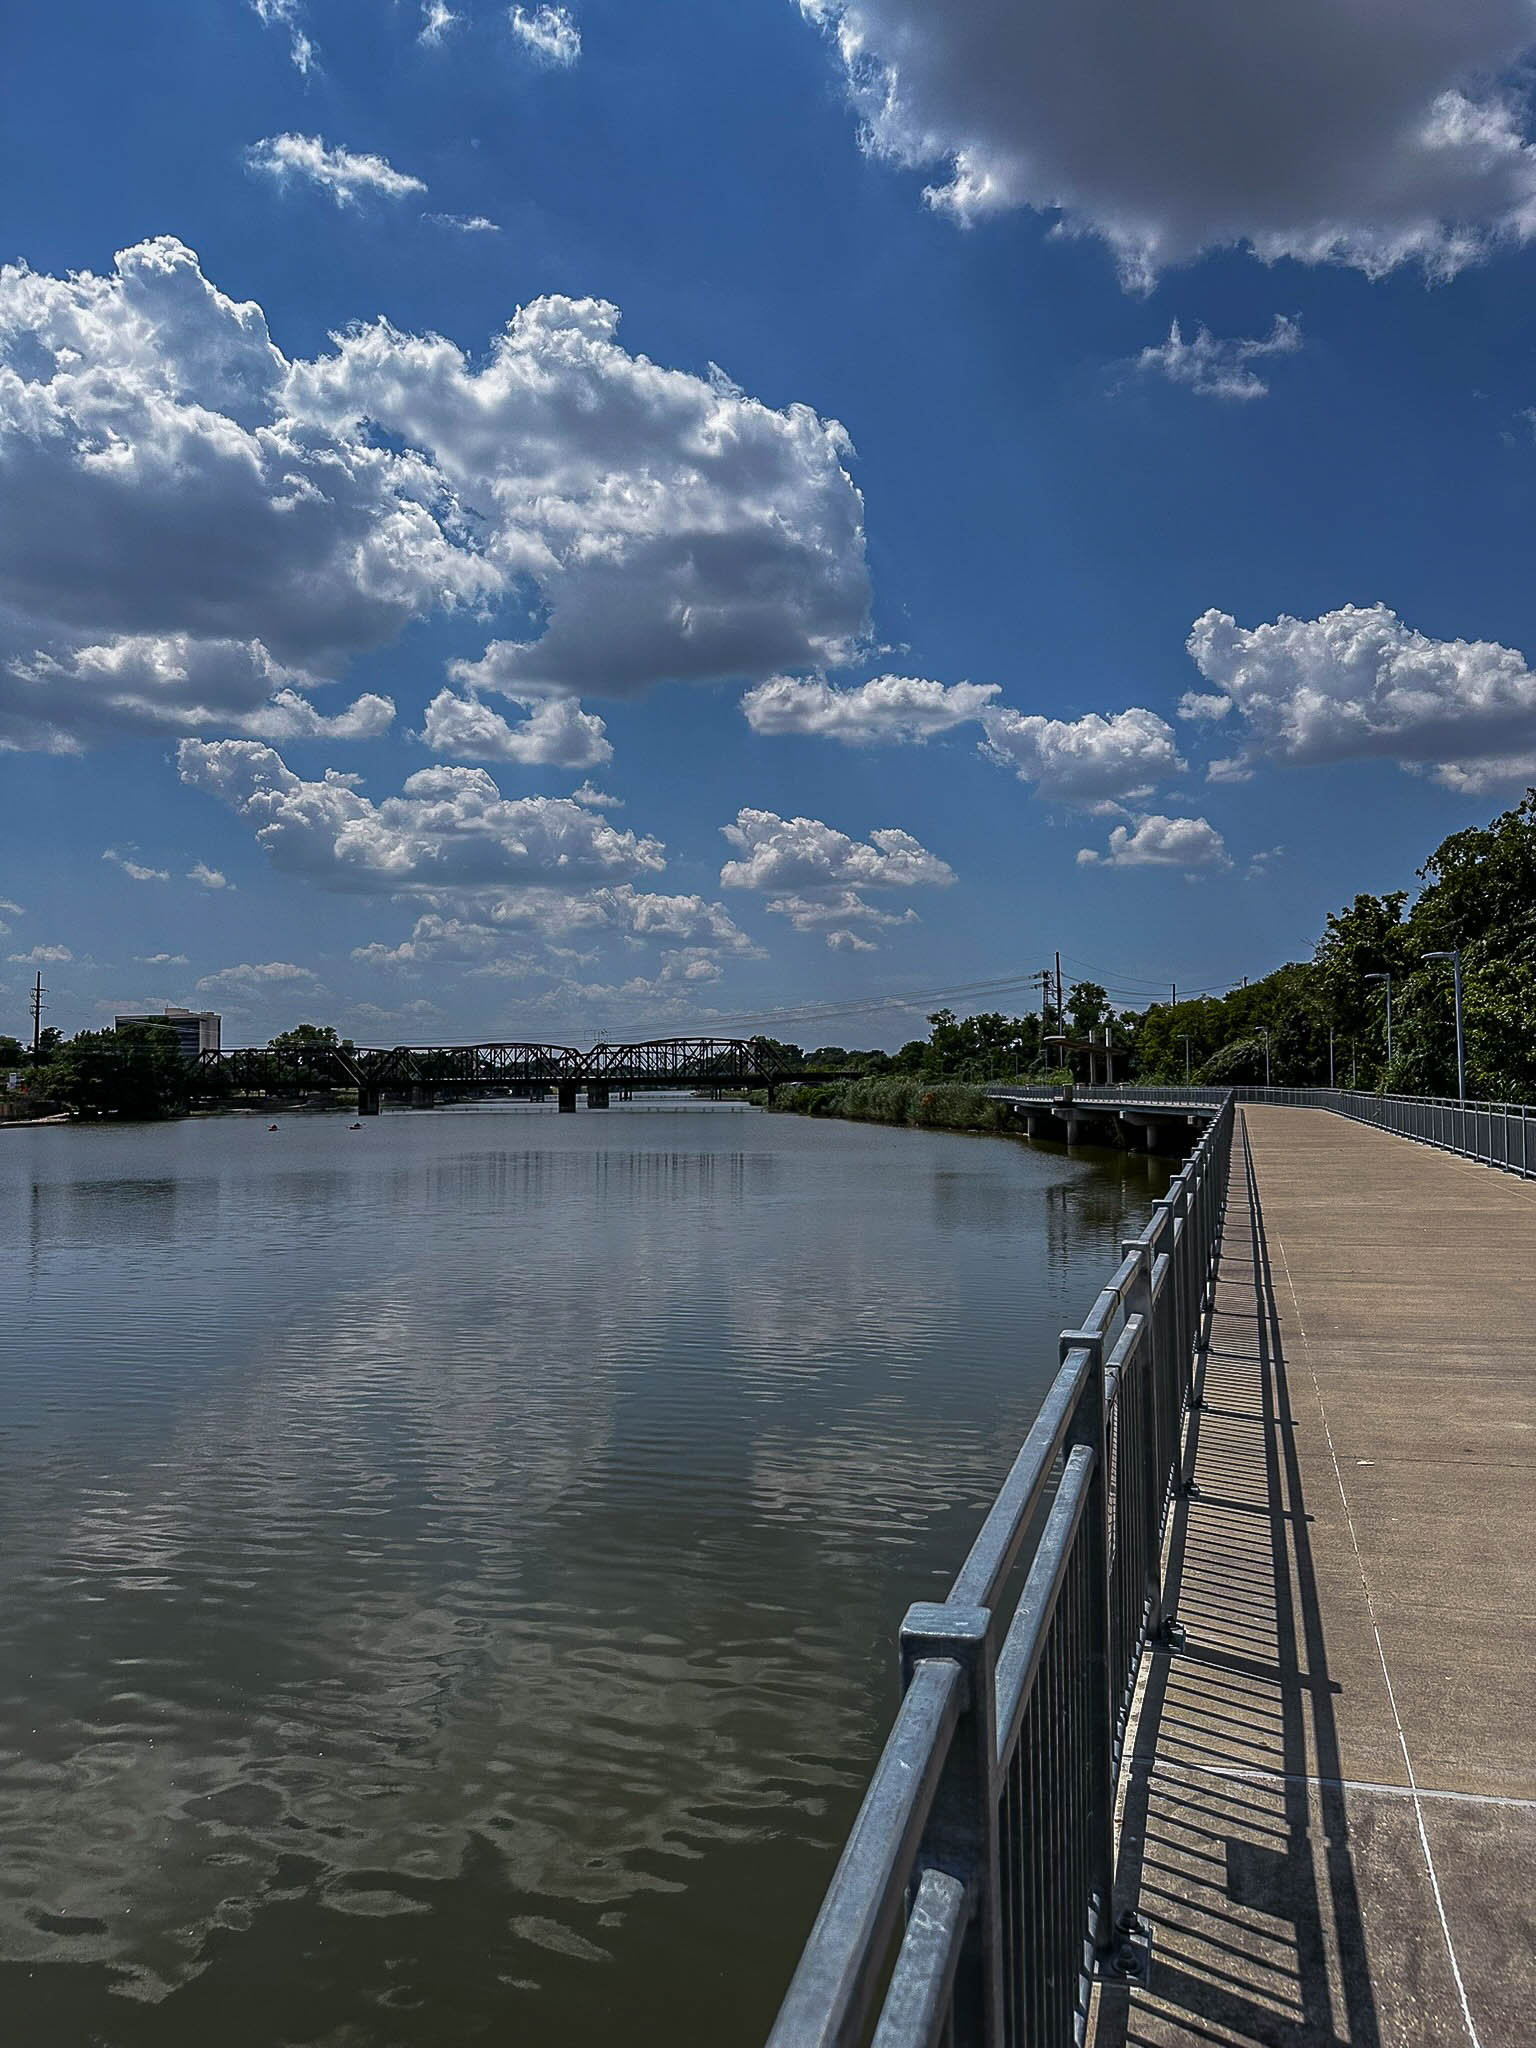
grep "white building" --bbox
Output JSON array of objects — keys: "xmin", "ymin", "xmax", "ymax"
[{"xmin": 114, "ymin": 1008, "xmax": 222, "ymax": 1058}]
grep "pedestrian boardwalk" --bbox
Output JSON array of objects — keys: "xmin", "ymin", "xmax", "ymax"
[{"xmin": 1092, "ymin": 1106, "xmax": 1536, "ymax": 2048}]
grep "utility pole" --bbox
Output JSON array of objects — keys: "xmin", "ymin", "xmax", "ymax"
[
  {"xmin": 1365, "ymin": 972, "xmax": 1393, "ymax": 1068},
  {"xmin": 1055, "ymin": 951, "xmax": 1063, "ymax": 1036},
  {"xmin": 1171, "ymin": 982, "xmax": 1177, "ymax": 1011},
  {"xmin": 1180, "ymin": 1032, "xmax": 1192, "ymax": 1083},
  {"xmin": 30, "ymin": 970, "xmax": 44, "ymax": 1057},
  {"xmin": 1328, "ymin": 1025, "xmax": 1335, "ymax": 1089},
  {"xmin": 1422, "ymin": 950, "xmax": 1465, "ymax": 1105}
]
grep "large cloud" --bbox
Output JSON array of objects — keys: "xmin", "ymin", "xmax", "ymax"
[
  {"xmin": 0, "ymin": 239, "xmax": 868, "ymax": 748},
  {"xmin": 287, "ymin": 298, "xmax": 869, "ymax": 698},
  {"xmin": 1187, "ymin": 603, "xmax": 1536, "ymax": 791},
  {"xmin": 798, "ymin": 1, "xmax": 1536, "ymax": 283},
  {"xmin": 177, "ymin": 740, "xmax": 664, "ymax": 892},
  {"xmin": 980, "ymin": 705, "xmax": 1182, "ymax": 806}
]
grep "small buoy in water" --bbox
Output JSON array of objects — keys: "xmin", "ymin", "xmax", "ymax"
[
  {"xmin": 267, "ymin": 1123, "xmax": 279, "ymax": 1132},
  {"xmin": 349, "ymin": 1122, "xmax": 362, "ymax": 1131}
]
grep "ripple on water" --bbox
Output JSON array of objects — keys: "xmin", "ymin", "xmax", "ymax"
[{"xmin": 0, "ymin": 1109, "xmax": 1170, "ymax": 2043}]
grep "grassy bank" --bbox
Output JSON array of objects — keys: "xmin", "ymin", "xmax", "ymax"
[{"xmin": 775, "ymin": 1075, "xmax": 1021, "ymax": 1136}]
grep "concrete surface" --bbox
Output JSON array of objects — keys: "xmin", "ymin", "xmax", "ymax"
[{"xmin": 1091, "ymin": 1107, "xmax": 1535, "ymax": 2048}]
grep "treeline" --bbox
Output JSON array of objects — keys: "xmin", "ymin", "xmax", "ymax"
[
  {"xmin": 767, "ymin": 788, "xmax": 1536, "ymax": 1101},
  {"xmin": 8, "ymin": 791, "xmax": 1534, "ymax": 1117},
  {"xmin": 0, "ymin": 1023, "xmax": 347, "ymax": 1120}
]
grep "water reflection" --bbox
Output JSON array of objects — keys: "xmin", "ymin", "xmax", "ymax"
[{"xmin": 0, "ymin": 1111, "xmax": 1169, "ymax": 2044}]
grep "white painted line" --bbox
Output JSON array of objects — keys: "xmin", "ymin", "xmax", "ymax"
[{"xmin": 1140, "ymin": 1756, "xmax": 1536, "ymax": 1814}]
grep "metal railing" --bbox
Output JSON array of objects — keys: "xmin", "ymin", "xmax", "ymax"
[
  {"xmin": 766, "ymin": 1098, "xmax": 1235, "ymax": 2048},
  {"xmin": 985, "ymin": 1083, "xmax": 1535, "ymax": 1180}
]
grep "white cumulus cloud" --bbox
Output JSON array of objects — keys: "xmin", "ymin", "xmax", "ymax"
[
  {"xmin": 4, "ymin": 634, "xmax": 393, "ymax": 753},
  {"xmin": 1136, "ymin": 316, "xmax": 1301, "ymax": 401},
  {"xmin": 287, "ymin": 300, "xmax": 868, "ymax": 698},
  {"xmin": 178, "ymin": 739, "xmax": 666, "ymax": 894},
  {"xmin": 1077, "ymin": 815, "xmax": 1231, "ymax": 870},
  {"xmin": 0, "ymin": 239, "xmax": 867, "ymax": 749},
  {"xmin": 741, "ymin": 671, "xmax": 999, "ymax": 742},
  {"xmin": 980, "ymin": 705, "xmax": 1182, "ymax": 806},
  {"xmin": 246, "ymin": 134, "xmax": 427, "ymax": 206},
  {"xmin": 720, "ymin": 809, "xmax": 954, "ymax": 892},
  {"xmin": 510, "ymin": 5, "xmax": 580, "ymax": 65},
  {"xmin": 721, "ymin": 810, "xmax": 950, "ymax": 951},
  {"xmin": 798, "ymin": 1, "xmax": 1536, "ymax": 284},
  {"xmin": 187, "ymin": 863, "xmax": 231, "ymax": 889},
  {"xmin": 420, "ymin": 688, "xmax": 612, "ymax": 769},
  {"xmin": 1187, "ymin": 602, "xmax": 1536, "ymax": 790}
]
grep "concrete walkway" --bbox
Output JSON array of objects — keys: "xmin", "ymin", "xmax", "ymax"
[{"xmin": 1093, "ymin": 1106, "xmax": 1535, "ymax": 2048}]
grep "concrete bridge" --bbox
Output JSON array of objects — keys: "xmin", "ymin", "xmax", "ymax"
[
  {"xmin": 767, "ymin": 1091, "xmax": 1534, "ymax": 2048},
  {"xmin": 194, "ymin": 1037, "xmax": 852, "ymax": 1115}
]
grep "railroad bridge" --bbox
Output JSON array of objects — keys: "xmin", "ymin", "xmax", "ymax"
[{"xmin": 194, "ymin": 1037, "xmax": 852, "ymax": 1115}]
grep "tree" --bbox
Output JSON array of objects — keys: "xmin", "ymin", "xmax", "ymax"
[{"xmin": 37, "ymin": 1024, "xmax": 190, "ymax": 1118}]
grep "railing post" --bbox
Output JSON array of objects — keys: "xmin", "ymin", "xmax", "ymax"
[
  {"xmin": 1119, "ymin": 1244, "xmax": 1163, "ymax": 1637},
  {"xmin": 1060, "ymin": 1330, "xmax": 1116, "ymax": 1958},
  {"xmin": 899, "ymin": 1604, "xmax": 1002, "ymax": 2047}
]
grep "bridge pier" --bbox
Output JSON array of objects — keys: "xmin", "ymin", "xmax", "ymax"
[
  {"xmin": 587, "ymin": 1083, "xmax": 610, "ymax": 1109},
  {"xmin": 357, "ymin": 1088, "xmax": 380, "ymax": 1116},
  {"xmin": 1117, "ymin": 1109, "xmax": 1162, "ymax": 1153},
  {"xmin": 557, "ymin": 1082, "xmax": 578, "ymax": 1113}
]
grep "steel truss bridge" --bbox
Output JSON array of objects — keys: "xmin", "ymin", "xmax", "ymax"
[{"xmin": 193, "ymin": 1038, "xmax": 851, "ymax": 1114}]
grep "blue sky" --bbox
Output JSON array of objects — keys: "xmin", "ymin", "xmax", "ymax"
[{"xmin": 7, "ymin": 0, "xmax": 1536, "ymax": 1047}]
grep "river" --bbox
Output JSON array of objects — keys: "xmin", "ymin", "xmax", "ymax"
[{"xmin": 0, "ymin": 1103, "xmax": 1171, "ymax": 2046}]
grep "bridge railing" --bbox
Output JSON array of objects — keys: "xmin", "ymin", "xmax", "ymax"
[
  {"xmin": 986, "ymin": 1083, "xmax": 1535, "ymax": 1180},
  {"xmin": 765, "ymin": 1096, "xmax": 1236, "ymax": 2048}
]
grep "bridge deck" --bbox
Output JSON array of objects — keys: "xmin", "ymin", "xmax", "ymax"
[{"xmin": 1093, "ymin": 1105, "xmax": 1535, "ymax": 2048}]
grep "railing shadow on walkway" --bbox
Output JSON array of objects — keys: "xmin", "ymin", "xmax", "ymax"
[{"xmin": 1093, "ymin": 1115, "xmax": 1381, "ymax": 2048}]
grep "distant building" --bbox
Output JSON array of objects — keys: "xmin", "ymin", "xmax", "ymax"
[{"xmin": 114, "ymin": 1008, "xmax": 222, "ymax": 1058}]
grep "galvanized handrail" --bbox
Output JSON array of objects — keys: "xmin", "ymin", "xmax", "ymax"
[
  {"xmin": 986, "ymin": 1082, "xmax": 1535, "ymax": 1180},
  {"xmin": 766, "ymin": 1097, "xmax": 1236, "ymax": 2048}
]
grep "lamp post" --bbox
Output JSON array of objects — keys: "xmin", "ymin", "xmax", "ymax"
[
  {"xmin": 1364, "ymin": 972, "xmax": 1393, "ymax": 1069},
  {"xmin": 1328, "ymin": 1025, "xmax": 1335, "ymax": 1089},
  {"xmin": 1422, "ymin": 948, "xmax": 1466, "ymax": 1105},
  {"xmin": 1180, "ymin": 1032, "xmax": 1193, "ymax": 1084},
  {"xmin": 1257, "ymin": 1026, "xmax": 1271, "ymax": 1088}
]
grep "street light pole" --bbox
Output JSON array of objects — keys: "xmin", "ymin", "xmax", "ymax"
[
  {"xmin": 1328, "ymin": 1025, "xmax": 1335, "ymax": 1089},
  {"xmin": 1364, "ymin": 973, "xmax": 1393, "ymax": 1069},
  {"xmin": 1258, "ymin": 1026, "xmax": 1271, "ymax": 1088},
  {"xmin": 1422, "ymin": 949, "xmax": 1466, "ymax": 1105},
  {"xmin": 1180, "ymin": 1032, "xmax": 1192, "ymax": 1084}
]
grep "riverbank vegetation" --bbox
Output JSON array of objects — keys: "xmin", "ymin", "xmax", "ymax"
[
  {"xmin": 6, "ymin": 792, "xmax": 1533, "ymax": 1121},
  {"xmin": 770, "ymin": 788, "xmax": 1536, "ymax": 1105}
]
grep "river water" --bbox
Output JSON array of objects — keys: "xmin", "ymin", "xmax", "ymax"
[{"xmin": 0, "ymin": 1104, "xmax": 1170, "ymax": 2046}]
